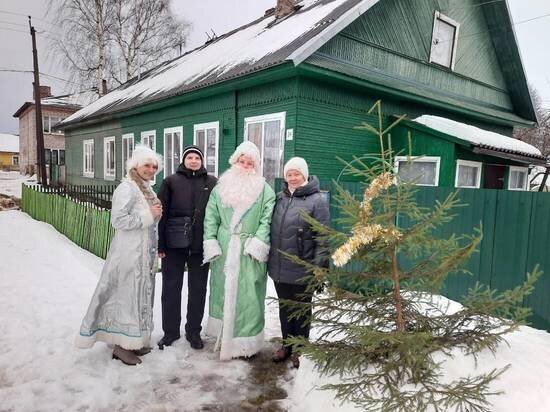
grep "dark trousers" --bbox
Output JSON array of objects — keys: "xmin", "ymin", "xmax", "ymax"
[
  {"xmin": 274, "ymin": 281, "xmax": 313, "ymax": 354},
  {"xmin": 161, "ymin": 249, "xmax": 209, "ymax": 338}
]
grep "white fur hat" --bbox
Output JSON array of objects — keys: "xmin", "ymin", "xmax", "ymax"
[
  {"xmin": 228, "ymin": 141, "xmax": 262, "ymax": 173},
  {"xmin": 283, "ymin": 157, "xmax": 309, "ymax": 181},
  {"xmin": 126, "ymin": 144, "xmax": 163, "ymax": 175}
]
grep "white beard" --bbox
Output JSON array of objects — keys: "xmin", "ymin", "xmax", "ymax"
[{"xmin": 217, "ymin": 166, "xmax": 265, "ymax": 212}]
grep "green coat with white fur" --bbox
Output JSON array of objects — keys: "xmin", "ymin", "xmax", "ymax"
[{"xmin": 203, "ymin": 183, "xmax": 275, "ymax": 359}]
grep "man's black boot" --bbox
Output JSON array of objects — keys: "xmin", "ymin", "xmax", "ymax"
[
  {"xmin": 185, "ymin": 332, "xmax": 204, "ymax": 350},
  {"xmin": 157, "ymin": 335, "xmax": 180, "ymax": 350}
]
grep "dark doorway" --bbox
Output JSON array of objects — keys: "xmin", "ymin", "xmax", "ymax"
[{"xmin": 483, "ymin": 164, "xmax": 506, "ymax": 189}]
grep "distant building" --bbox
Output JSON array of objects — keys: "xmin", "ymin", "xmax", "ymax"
[
  {"xmin": 12, "ymin": 85, "xmax": 97, "ymax": 179},
  {"xmin": 0, "ymin": 133, "xmax": 19, "ymax": 171}
]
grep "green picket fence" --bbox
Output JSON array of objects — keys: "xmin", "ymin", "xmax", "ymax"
[{"xmin": 21, "ymin": 184, "xmax": 115, "ymax": 259}]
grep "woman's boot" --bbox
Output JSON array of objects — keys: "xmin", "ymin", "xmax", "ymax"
[{"xmin": 112, "ymin": 345, "xmax": 142, "ymax": 365}]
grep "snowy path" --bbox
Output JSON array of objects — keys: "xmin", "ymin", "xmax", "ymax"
[{"xmin": 0, "ymin": 211, "xmax": 294, "ymax": 411}]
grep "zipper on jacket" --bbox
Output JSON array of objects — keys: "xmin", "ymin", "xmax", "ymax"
[{"xmin": 277, "ymin": 194, "xmax": 293, "ymax": 281}]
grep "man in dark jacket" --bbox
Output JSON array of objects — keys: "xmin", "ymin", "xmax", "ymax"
[{"xmin": 157, "ymin": 145, "xmax": 217, "ymax": 350}]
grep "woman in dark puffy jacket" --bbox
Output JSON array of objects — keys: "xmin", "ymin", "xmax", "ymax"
[{"xmin": 268, "ymin": 157, "xmax": 330, "ymax": 368}]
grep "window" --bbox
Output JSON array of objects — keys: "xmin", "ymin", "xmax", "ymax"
[
  {"xmin": 244, "ymin": 112, "xmax": 286, "ymax": 185},
  {"xmin": 103, "ymin": 137, "xmax": 115, "ymax": 180},
  {"xmin": 51, "ymin": 149, "xmax": 59, "ymax": 166},
  {"xmin": 83, "ymin": 139, "xmax": 94, "ymax": 178},
  {"xmin": 164, "ymin": 127, "xmax": 183, "ymax": 177},
  {"xmin": 508, "ymin": 166, "xmax": 528, "ymax": 191},
  {"xmin": 141, "ymin": 130, "xmax": 156, "ymax": 151},
  {"xmin": 194, "ymin": 122, "xmax": 219, "ymax": 176},
  {"xmin": 12, "ymin": 155, "xmax": 19, "ymax": 166},
  {"xmin": 455, "ymin": 160, "xmax": 482, "ymax": 188},
  {"xmin": 43, "ymin": 115, "xmax": 64, "ymax": 134},
  {"xmin": 395, "ymin": 156, "xmax": 440, "ymax": 186},
  {"xmin": 122, "ymin": 133, "xmax": 134, "ymax": 172},
  {"xmin": 44, "ymin": 149, "xmax": 51, "ymax": 165},
  {"xmin": 59, "ymin": 150, "xmax": 65, "ymax": 166},
  {"xmin": 141, "ymin": 130, "xmax": 156, "ymax": 183},
  {"xmin": 429, "ymin": 11, "xmax": 460, "ymax": 70}
]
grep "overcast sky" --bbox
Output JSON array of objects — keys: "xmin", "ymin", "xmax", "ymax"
[{"xmin": 1, "ymin": 0, "xmax": 549, "ymax": 134}]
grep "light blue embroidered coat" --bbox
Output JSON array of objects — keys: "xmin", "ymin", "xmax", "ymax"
[{"xmin": 76, "ymin": 178, "xmax": 159, "ymax": 350}]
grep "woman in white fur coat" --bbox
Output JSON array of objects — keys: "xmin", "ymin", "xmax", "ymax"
[
  {"xmin": 76, "ymin": 145, "xmax": 163, "ymax": 366},
  {"xmin": 202, "ymin": 141, "xmax": 276, "ymax": 360}
]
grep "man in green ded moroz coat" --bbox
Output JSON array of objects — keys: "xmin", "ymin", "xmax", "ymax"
[{"xmin": 202, "ymin": 141, "xmax": 275, "ymax": 360}]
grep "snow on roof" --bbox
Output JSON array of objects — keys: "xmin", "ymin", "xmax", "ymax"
[
  {"xmin": 0, "ymin": 133, "xmax": 19, "ymax": 153},
  {"xmin": 413, "ymin": 115, "xmax": 542, "ymax": 158},
  {"xmin": 62, "ymin": 0, "xmax": 375, "ymax": 126},
  {"xmin": 42, "ymin": 90, "xmax": 98, "ymax": 108}
]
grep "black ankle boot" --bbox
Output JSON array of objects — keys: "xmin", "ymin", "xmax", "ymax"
[
  {"xmin": 157, "ymin": 335, "xmax": 180, "ymax": 350},
  {"xmin": 185, "ymin": 332, "xmax": 204, "ymax": 350}
]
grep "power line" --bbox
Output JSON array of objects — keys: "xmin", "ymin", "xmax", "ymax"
[
  {"xmin": 0, "ymin": 9, "xmax": 54, "ymax": 25},
  {"xmin": 0, "ymin": 68, "xmax": 84, "ymax": 86}
]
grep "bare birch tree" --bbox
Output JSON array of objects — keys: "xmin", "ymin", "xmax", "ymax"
[
  {"xmin": 48, "ymin": 0, "xmax": 189, "ymax": 93},
  {"xmin": 514, "ymin": 87, "xmax": 550, "ymax": 157}
]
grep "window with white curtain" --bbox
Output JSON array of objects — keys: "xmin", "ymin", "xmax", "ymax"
[
  {"xmin": 508, "ymin": 166, "xmax": 528, "ymax": 191},
  {"xmin": 103, "ymin": 136, "xmax": 115, "ymax": 180},
  {"xmin": 244, "ymin": 112, "xmax": 285, "ymax": 185},
  {"xmin": 140, "ymin": 130, "xmax": 156, "ymax": 183},
  {"xmin": 194, "ymin": 122, "xmax": 219, "ymax": 176},
  {"xmin": 455, "ymin": 160, "xmax": 482, "ymax": 188},
  {"xmin": 395, "ymin": 156, "xmax": 440, "ymax": 186},
  {"xmin": 83, "ymin": 139, "xmax": 94, "ymax": 178},
  {"xmin": 164, "ymin": 127, "xmax": 182, "ymax": 177}
]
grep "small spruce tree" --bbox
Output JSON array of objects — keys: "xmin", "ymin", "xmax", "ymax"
[{"xmin": 284, "ymin": 101, "xmax": 541, "ymax": 412}]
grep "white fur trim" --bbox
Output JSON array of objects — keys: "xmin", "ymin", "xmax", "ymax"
[
  {"xmin": 139, "ymin": 208, "xmax": 154, "ymax": 228},
  {"xmin": 203, "ymin": 239, "xmax": 222, "ymax": 264},
  {"xmin": 228, "ymin": 141, "xmax": 262, "ymax": 173},
  {"xmin": 126, "ymin": 144, "xmax": 163, "ymax": 175},
  {"xmin": 244, "ymin": 237, "xmax": 270, "ymax": 262},
  {"xmin": 220, "ymin": 331, "xmax": 265, "ymax": 360},
  {"xmin": 75, "ymin": 330, "xmax": 150, "ymax": 350}
]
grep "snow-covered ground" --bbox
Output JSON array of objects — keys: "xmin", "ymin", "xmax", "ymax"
[
  {"xmin": 0, "ymin": 171, "xmax": 36, "ymax": 199},
  {"xmin": 2, "ymin": 209, "xmax": 550, "ymax": 411},
  {"xmin": 0, "ymin": 210, "xmax": 295, "ymax": 411}
]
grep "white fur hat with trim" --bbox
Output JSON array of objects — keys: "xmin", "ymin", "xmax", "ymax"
[
  {"xmin": 126, "ymin": 144, "xmax": 163, "ymax": 175},
  {"xmin": 283, "ymin": 157, "xmax": 309, "ymax": 181},
  {"xmin": 228, "ymin": 141, "xmax": 262, "ymax": 173}
]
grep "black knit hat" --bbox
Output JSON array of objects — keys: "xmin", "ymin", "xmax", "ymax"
[{"xmin": 181, "ymin": 145, "xmax": 204, "ymax": 163}]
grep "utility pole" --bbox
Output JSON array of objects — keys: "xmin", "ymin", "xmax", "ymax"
[{"xmin": 29, "ymin": 16, "xmax": 47, "ymax": 186}]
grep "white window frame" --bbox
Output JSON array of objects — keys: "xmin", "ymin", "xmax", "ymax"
[
  {"xmin": 244, "ymin": 112, "xmax": 286, "ymax": 180},
  {"xmin": 394, "ymin": 156, "xmax": 441, "ymax": 186},
  {"xmin": 103, "ymin": 136, "xmax": 116, "ymax": 181},
  {"xmin": 83, "ymin": 139, "xmax": 94, "ymax": 178},
  {"xmin": 455, "ymin": 160, "xmax": 482, "ymax": 189},
  {"xmin": 194, "ymin": 121, "xmax": 220, "ymax": 177},
  {"xmin": 508, "ymin": 166, "xmax": 529, "ymax": 191},
  {"xmin": 429, "ymin": 11, "xmax": 460, "ymax": 70},
  {"xmin": 163, "ymin": 126, "xmax": 183, "ymax": 178},
  {"xmin": 43, "ymin": 115, "xmax": 64, "ymax": 134},
  {"xmin": 121, "ymin": 133, "xmax": 135, "ymax": 174},
  {"xmin": 141, "ymin": 130, "xmax": 157, "ymax": 183}
]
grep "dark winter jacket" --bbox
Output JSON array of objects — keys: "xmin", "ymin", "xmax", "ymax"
[
  {"xmin": 268, "ymin": 176, "xmax": 330, "ymax": 284},
  {"xmin": 158, "ymin": 163, "xmax": 217, "ymax": 254}
]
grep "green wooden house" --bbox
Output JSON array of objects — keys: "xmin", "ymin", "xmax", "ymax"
[{"xmin": 58, "ymin": 0, "xmax": 545, "ymax": 191}]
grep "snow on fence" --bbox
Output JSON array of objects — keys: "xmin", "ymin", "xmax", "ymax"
[{"xmin": 21, "ymin": 184, "xmax": 115, "ymax": 259}]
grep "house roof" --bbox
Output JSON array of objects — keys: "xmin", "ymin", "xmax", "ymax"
[
  {"xmin": 13, "ymin": 89, "xmax": 98, "ymax": 118},
  {"xmin": 60, "ymin": 0, "xmax": 379, "ymax": 128},
  {"xmin": 0, "ymin": 133, "xmax": 19, "ymax": 153},
  {"xmin": 59, "ymin": 0, "xmax": 536, "ymax": 130},
  {"xmin": 413, "ymin": 115, "xmax": 546, "ymax": 165}
]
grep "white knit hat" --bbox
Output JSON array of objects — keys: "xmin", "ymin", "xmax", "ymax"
[
  {"xmin": 283, "ymin": 157, "xmax": 309, "ymax": 181},
  {"xmin": 228, "ymin": 141, "xmax": 262, "ymax": 173},
  {"xmin": 126, "ymin": 144, "xmax": 163, "ymax": 175}
]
